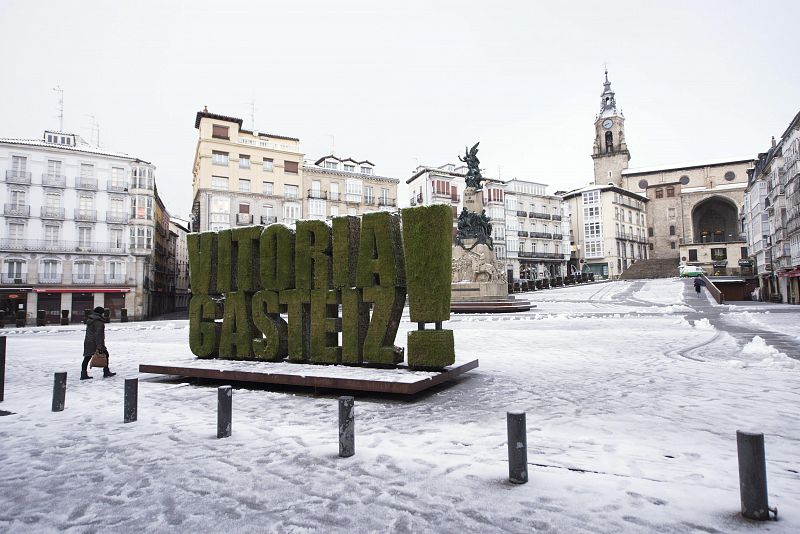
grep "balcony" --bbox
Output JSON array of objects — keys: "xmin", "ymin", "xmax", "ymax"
[
  {"xmin": 552, "ymin": 214, "xmax": 562, "ymax": 221},
  {"xmin": 41, "ymin": 206, "xmax": 65, "ymax": 219},
  {"xmin": 517, "ymin": 251, "xmax": 564, "ymax": 260},
  {"xmin": 516, "ymin": 210, "xmax": 527, "ymax": 218},
  {"xmin": 236, "ymin": 213, "xmax": 254, "ymax": 225},
  {"xmin": 105, "ymin": 274, "xmax": 126, "ymax": 284},
  {"xmin": 4, "ymin": 204, "xmax": 30, "ymax": 217},
  {"xmin": 329, "ymin": 192, "xmax": 341, "ymax": 202},
  {"xmin": 0, "ymin": 238, "xmax": 127, "ymax": 254},
  {"xmin": 75, "ymin": 176, "xmax": 98, "ymax": 190},
  {"xmin": 42, "ymin": 173, "xmax": 67, "ymax": 187},
  {"xmin": 307, "ymin": 189, "xmax": 327, "ymax": 199},
  {"xmin": 517, "ymin": 230, "xmax": 529, "ymax": 237},
  {"xmin": 378, "ymin": 197, "xmax": 396, "ymax": 207},
  {"xmin": 530, "ymin": 232, "xmax": 553, "ymax": 239},
  {"xmin": 553, "ymin": 233, "xmax": 563, "ymax": 240},
  {"xmin": 529, "ymin": 212, "xmax": 551, "ymax": 220},
  {"xmin": 5, "ymin": 169, "xmax": 31, "ymax": 184},
  {"xmin": 679, "ymin": 236, "xmax": 747, "ymax": 245},
  {"xmin": 75, "ymin": 209, "xmax": 97, "ymax": 222},
  {"xmin": 106, "ymin": 211, "xmax": 128, "ymax": 224},
  {"xmin": 1, "ymin": 273, "xmax": 27, "ymax": 284},
  {"xmin": 364, "ymin": 196, "xmax": 375, "ymax": 206},
  {"xmin": 284, "ymin": 192, "xmax": 300, "ymax": 200},
  {"xmin": 73, "ymin": 274, "xmax": 96, "ymax": 285},
  {"xmin": 107, "ymin": 181, "xmax": 128, "ymax": 193},
  {"xmin": 38, "ymin": 273, "xmax": 62, "ymax": 284},
  {"xmin": 261, "ymin": 215, "xmax": 277, "ymax": 224}
]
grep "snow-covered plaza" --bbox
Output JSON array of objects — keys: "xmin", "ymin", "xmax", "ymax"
[{"xmin": 0, "ymin": 278, "xmax": 798, "ymax": 533}]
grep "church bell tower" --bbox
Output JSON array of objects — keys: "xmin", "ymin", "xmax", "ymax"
[{"xmin": 591, "ymin": 69, "xmax": 630, "ymax": 187}]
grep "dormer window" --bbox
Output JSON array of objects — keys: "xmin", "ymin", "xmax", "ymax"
[
  {"xmin": 361, "ymin": 166, "xmax": 373, "ymax": 175},
  {"xmin": 344, "ymin": 164, "xmax": 355, "ymax": 172},
  {"xmin": 324, "ymin": 161, "xmax": 338, "ymax": 170}
]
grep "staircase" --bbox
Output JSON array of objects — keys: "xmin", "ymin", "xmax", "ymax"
[{"xmin": 619, "ymin": 258, "xmax": 680, "ymax": 280}]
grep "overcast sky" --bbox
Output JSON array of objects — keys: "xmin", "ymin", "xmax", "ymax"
[{"xmin": 1, "ymin": 0, "xmax": 798, "ymax": 217}]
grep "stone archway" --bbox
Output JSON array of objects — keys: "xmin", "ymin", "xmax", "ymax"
[{"xmin": 691, "ymin": 196, "xmax": 740, "ymax": 243}]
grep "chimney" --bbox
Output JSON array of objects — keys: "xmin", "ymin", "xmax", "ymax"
[
  {"xmin": 771, "ymin": 136, "xmax": 776, "ymax": 148},
  {"xmin": 203, "ymin": 105, "xmax": 208, "ymax": 112}
]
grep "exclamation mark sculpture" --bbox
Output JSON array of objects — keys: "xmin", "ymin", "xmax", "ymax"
[{"xmin": 401, "ymin": 204, "xmax": 456, "ymax": 368}]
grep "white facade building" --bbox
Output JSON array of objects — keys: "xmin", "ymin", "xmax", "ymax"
[{"xmin": 0, "ymin": 131, "xmax": 162, "ymax": 323}]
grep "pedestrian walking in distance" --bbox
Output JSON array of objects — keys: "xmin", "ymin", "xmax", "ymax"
[
  {"xmin": 81, "ymin": 306, "xmax": 116, "ymax": 380},
  {"xmin": 694, "ymin": 277, "xmax": 702, "ymax": 297}
]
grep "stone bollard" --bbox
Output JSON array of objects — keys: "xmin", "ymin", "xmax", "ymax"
[
  {"xmin": 338, "ymin": 396, "xmax": 355, "ymax": 458},
  {"xmin": 124, "ymin": 378, "xmax": 138, "ymax": 423},
  {"xmin": 52, "ymin": 372, "xmax": 67, "ymax": 412},
  {"xmin": 60, "ymin": 310, "xmax": 69, "ymax": 325},
  {"xmin": 36, "ymin": 310, "xmax": 46, "ymax": 327},
  {"xmin": 507, "ymin": 411, "xmax": 528, "ymax": 484},
  {"xmin": 737, "ymin": 430, "xmax": 775, "ymax": 520},
  {"xmin": 217, "ymin": 386, "xmax": 232, "ymax": 438},
  {"xmin": 0, "ymin": 336, "xmax": 6, "ymax": 402}
]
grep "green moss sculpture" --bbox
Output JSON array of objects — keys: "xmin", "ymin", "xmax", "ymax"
[
  {"xmin": 362, "ymin": 285, "xmax": 406, "ymax": 364},
  {"xmin": 356, "ymin": 211, "xmax": 406, "ymax": 288},
  {"xmin": 341, "ymin": 287, "xmax": 369, "ymax": 364},
  {"xmin": 216, "ymin": 229, "xmax": 233, "ymax": 293},
  {"xmin": 407, "ymin": 329, "xmax": 455, "ymax": 369},
  {"xmin": 310, "ymin": 289, "xmax": 342, "ymax": 363},
  {"xmin": 189, "ymin": 294, "xmax": 221, "ymax": 358},
  {"xmin": 187, "ymin": 232, "xmax": 217, "ymax": 295},
  {"xmin": 260, "ymin": 224, "xmax": 296, "ymax": 290},
  {"xmin": 251, "ymin": 289, "xmax": 288, "ymax": 361},
  {"xmin": 295, "ymin": 220, "xmax": 333, "ymax": 290},
  {"xmin": 280, "ymin": 289, "xmax": 311, "ymax": 362},
  {"xmin": 218, "ymin": 291, "xmax": 255, "ymax": 359},
  {"xmin": 332, "ymin": 216, "xmax": 361, "ymax": 289},
  {"xmin": 232, "ymin": 226, "xmax": 263, "ymax": 292},
  {"xmin": 401, "ymin": 204, "xmax": 452, "ymax": 323}
]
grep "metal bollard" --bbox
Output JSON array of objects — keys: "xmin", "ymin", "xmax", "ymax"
[
  {"xmin": 737, "ymin": 430, "xmax": 776, "ymax": 520},
  {"xmin": 52, "ymin": 372, "xmax": 67, "ymax": 412},
  {"xmin": 217, "ymin": 385, "xmax": 232, "ymax": 438},
  {"xmin": 507, "ymin": 411, "xmax": 528, "ymax": 484},
  {"xmin": 0, "ymin": 336, "xmax": 6, "ymax": 402},
  {"xmin": 338, "ymin": 396, "xmax": 355, "ymax": 457},
  {"xmin": 124, "ymin": 378, "xmax": 138, "ymax": 423}
]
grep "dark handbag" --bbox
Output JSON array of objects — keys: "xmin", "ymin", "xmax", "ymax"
[{"xmin": 89, "ymin": 349, "xmax": 108, "ymax": 368}]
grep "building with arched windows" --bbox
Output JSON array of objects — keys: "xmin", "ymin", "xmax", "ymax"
[{"xmin": 0, "ymin": 131, "xmax": 173, "ymax": 323}]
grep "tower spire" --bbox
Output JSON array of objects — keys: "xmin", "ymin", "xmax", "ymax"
[{"xmin": 600, "ymin": 68, "xmax": 617, "ymax": 116}]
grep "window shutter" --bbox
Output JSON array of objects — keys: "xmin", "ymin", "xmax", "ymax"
[{"xmin": 284, "ymin": 161, "xmax": 298, "ymax": 174}]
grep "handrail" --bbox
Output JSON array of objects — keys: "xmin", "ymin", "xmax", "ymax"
[{"xmin": 699, "ymin": 274, "xmax": 724, "ymax": 304}]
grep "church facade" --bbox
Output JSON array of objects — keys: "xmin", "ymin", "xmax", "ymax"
[{"xmin": 576, "ymin": 70, "xmax": 755, "ymax": 277}]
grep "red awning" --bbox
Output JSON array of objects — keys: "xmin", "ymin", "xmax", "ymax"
[
  {"xmin": 777, "ymin": 269, "xmax": 800, "ymax": 278},
  {"xmin": 33, "ymin": 288, "xmax": 131, "ymax": 293}
]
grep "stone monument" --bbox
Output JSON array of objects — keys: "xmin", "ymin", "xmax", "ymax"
[{"xmin": 451, "ymin": 143, "xmax": 530, "ymax": 312}]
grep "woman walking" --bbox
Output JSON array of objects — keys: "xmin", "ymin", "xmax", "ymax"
[
  {"xmin": 81, "ymin": 306, "xmax": 116, "ymax": 379},
  {"xmin": 693, "ymin": 277, "xmax": 702, "ymax": 298}
]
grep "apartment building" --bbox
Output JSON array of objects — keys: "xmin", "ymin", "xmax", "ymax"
[
  {"xmin": 169, "ymin": 217, "xmax": 190, "ymax": 312},
  {"xmin": 561, "ymin": 184, "xmax": 648, "ymax": 278},
  {"xmin": 0, "ymin": 130, "xmax": 169, "ymax": 323},
  {"xmin": 302, "ymin": 155, "xmax": 399, "ymax": 219}
]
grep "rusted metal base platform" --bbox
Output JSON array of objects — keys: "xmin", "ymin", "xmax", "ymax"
[
  {"xmin": 139, "ymin": 359, "xmax": 479, "ymax": 395},
  {"xmin": 451, "ymin": 298, "xmax": 533, "ymax": 313}
]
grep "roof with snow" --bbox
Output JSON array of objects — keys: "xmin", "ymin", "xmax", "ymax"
[{"xmin": 0, "ymin": 133, "xmax": 148, "ymax": 162}]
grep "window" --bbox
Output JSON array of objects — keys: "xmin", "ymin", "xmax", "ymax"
[
  {"xmin": 670, "ymin": 242, "xmax": 676, "ymax": 249},
  {"xmin": 330, "ymin": 205, "xmax": 339, "ymax": 217},
  {"xmin": 80, "ymin": 163, "xmax": 94, "ymax": 179},
  {"xmin": 361, "ymin": 166, "xmax": 373, "ymax": 175},
  {"xmin": 585, "ymin": 221, "xmax": 601, "ymax": 239},
  {"xmin": 130, "ymin": 196, "xmax": 152, "ymax": 219},
  {"xmin": 129, "ymin": 226, "xmax": 153, "ymax": 249},
  {"xmin": 41, "ymin": 259, "xmax": 59, "ymax": 278},
  {"xmin": 364, "ymin": 186, "xmax": 374, "ymax": 204},
  {"xmin": 262, "ymin": 181, "xmax": 274, "ymax": 195},
  {"xmin": 131, "ymin": 167, "xmax": 153, "ymax": 189},
  {"xmin": 212, "ymin": 125, "xmax": 229, "ymax": 139},
  {"xmin": 311, "ymin": 180, "xmax": 322, "ymax": 198},
  {"xmin": 9, "ymin": 189, "xmax": 26, "ymax": 208},
  {"xmin": 669, "ymin": 225, "xmax": 676, "ymax": 236},
  {"xmin": 78, "ymin": 226, "xmax": 92, "ymax": 247},
  {"xmin": 309, "ymin": 199, "xmax": 325, "ymax": 217},
  {"xmin": 330, "ymin": 182, "xmax": 340, "ymax": 201},
  {"xmin": 107, "ymin": 261, "xmax": 125, "ymax": 280},
  {"xmin": 4, "ymin": 259, "xmax": 25, "ymax": 279},
  {"xmin": 8, "ymin": 223, "xmax": 24, "ymax": 242},
  {"xmin": 44, "ymin": 225, "xmax": 59, "ymax": 244},
  {"xmin": 210, "ymin": 196, "xmax": 231, "ymax": 227},
  {"xmin": 324, "ymin": 161, "xmax": 338, "ymax": 170},
  {"xmin": 238, "ymin": 203, "xmax": 250, "ymax": 214},
  {"xmin": 666, "ymin": 186, "xmax": 675, "ymax": 197},
  {"xmin": 239, "ymin": 179, "xmax": 251, "ymax": 192},
  {"xmin": 648, "ymin": 243, "xmax": 654, "ymax": 251},
  {"xmin": 740, "ymin": 246, "xmax": 748, "ymax": 259},
  {"xmin": 284, "ymin": 161, "xmax": 299, "ymax": 174},
  {"xmin": 262, "ymin": 158, "xmax": 274, "ymax": 172},
  {"xmin": 239, "ymin": 155, "xmax": 250, "ymax": 169},
  {"xmin": 655, "ymin": 189, "xmax": 663, "ymax": 199},
  {"xmin": 212, "ymin": 151, "xmax": 229, "ymax": 166},
  {"xmin": 110, "ymin": 197, "xmax": 124, "ymax": 214},
  {"xmin": 648, "ymin": 227, "xmax": 654, "ymax": 237},
  {"xmin": 110, "ymin": 228, "xmax": 123, "ymax": 248},
  {"xmin": 344, "ymin": 164, "xmax": 355, "ymax": 172},
  {"xmin": 212, "ymin": 176, "xmax": 229, "ymax": 190},
  {"xmin": 711, "ymin": 248, "xmax": 727, "ymax": 261},
  {"xmin": 285, "ymin": 184, "xmax": 299, "ymax": 199},
  {"xmin": 47, "ymin": 160, "xmax": 62, "ymax": 176},
  {"xmin": 583, "ymin": 206, "xmax": 600, "ymax": 219},
  {"xmin": 284, "ymin": 203, "xmax": 300, "ymax": 223},
  {"xmin": 380, "ymin": 188, "xmax": 389, "ymax": 204},
  {"xmin": 11, "ymin": 155, "xmax": 27, "ymax": 172},
  {"xmin": 346, "ymin": 179, "xmax": 363, "ymax": 202}
]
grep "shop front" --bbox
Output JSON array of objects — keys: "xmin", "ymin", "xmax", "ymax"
[{"xmin": 0, "ymin": 288, "xmax": 31, "ymax": 324}]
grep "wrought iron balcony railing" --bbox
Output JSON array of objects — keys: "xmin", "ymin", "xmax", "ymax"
[
  {"xmin": 5, "ymin": 170, "xmax": 31, "ymax": 184},
  {"xmin": 4, "ymin": 204, "xmax": 30, "ymax": 217},
  {"xmin": 42, "ymin": 173, "xmax": 67, "ymax": 187}
]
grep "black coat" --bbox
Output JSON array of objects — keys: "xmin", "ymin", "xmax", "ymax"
[{"xmin": 83, "ymin": 312, "xmax": 107, "ymax": 357}]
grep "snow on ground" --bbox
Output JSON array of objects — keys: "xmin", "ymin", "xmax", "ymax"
[
  {"xmin": 0, "ymin": 279, "xmax": 799, "ymax": 533},
  {"xmin": 720, "ymin": 310, "xmax": 800, "ymax": 342}
]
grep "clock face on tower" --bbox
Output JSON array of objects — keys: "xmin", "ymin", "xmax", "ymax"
[{"xmin": 602, "ymin": 119, "xmax": 613, "ymax": 129}]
